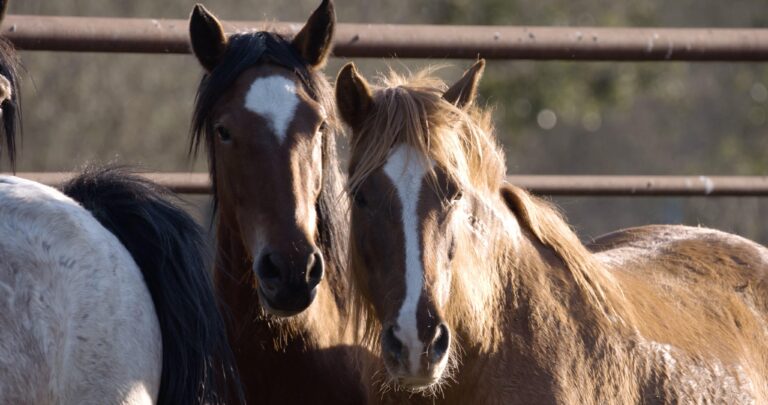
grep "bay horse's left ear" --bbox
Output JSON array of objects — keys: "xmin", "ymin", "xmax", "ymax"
[
  {"xmin": 443, "ymin": 59, "xmax": 486, "ymax": 109},
  {"xmin": 292, "ymin": 0, "xmax": 335, "ymax": 69}
]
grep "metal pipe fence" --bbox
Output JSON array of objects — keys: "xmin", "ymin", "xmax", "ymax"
[
  {"xmin": 3, "ymin": 15, "xmax": 767, "ymax": 197},
  {"xmin": 10, "ymin": 172, "xmax": 768, "ymax": 196},
  {"xmin": 4, "ymin": 15, "xmax": 768, "ymax": 61}
]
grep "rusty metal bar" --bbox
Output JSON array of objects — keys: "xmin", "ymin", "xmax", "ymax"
[
  {"xmin": 12, "ymin": 172, "xmax": 210, "ymax": 194},
  {"xmin": 506, "ymin": 175, "xmax": 768, "ymax": 196},
  {"xmin": 8, "ymin": 172, "xmax": 768, "ymax": 196},
  {"xmin": 4, "ymin": 15, "xmax": 768, "ymax": 60}
]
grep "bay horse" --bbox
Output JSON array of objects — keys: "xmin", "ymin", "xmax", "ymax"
[
  {"xmin": 336, "ymin": 60, "xmax": 768, "ymax": 404},
  {"xmin": 0, "ymin": 4, "xmax": 241, "ymax": 403},
  {"xmin": 189, "ymin": 1, "xmax": 365, "ymax": 403}
]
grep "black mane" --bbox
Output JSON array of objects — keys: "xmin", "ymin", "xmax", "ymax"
[
  {"xmin": 0, "ymin": 36, "xmax": 22, "ymax": 170},
  {"xmin": 189, "ymin": 30, "xmax": 350, "ymax": 310}
]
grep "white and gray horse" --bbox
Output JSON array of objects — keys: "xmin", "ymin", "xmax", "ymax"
[{"xmin": 0, "ymin": 2, "xmax": 241, "ymax": 404}]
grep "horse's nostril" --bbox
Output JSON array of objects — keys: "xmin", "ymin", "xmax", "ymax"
[
  {"xmin": 430, "ymin": 323, "xmax": 450, "ymax": 363},
  {"xmin": 257, "ymin": 252, "xmax": 283, "ymax": 283},
  {"xmin": 382, "ymin": 325, "xmax": 404, "ymax": 362},
  {"xmin": 307, "ymin": 252, "xmax": 324, "ymax": 286}
]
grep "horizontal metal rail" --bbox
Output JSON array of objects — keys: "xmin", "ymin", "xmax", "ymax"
[
  {"xmin": 7, "ymin": 172, "xmax": 768, "ymax": 196},
  {"xmin": 4, "ymin": 15, "xmax": 768, "ymax": 60}
]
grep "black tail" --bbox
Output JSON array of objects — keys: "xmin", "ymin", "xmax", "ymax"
[{"xmin": 62, "ymin": 165, "xmax": 243, "ymax": 405}]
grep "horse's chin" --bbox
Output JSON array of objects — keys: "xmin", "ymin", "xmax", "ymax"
[
  {"xmin": 384, "ymin": 365, "xmax": 446, "ymax": 395},
  {"xmin": 396, "ymin": 376, "xmax": 441, "ymax": 392},
  {"xmin": 257, "ymin": 285, "xmax": 316, "ymax": 318}
]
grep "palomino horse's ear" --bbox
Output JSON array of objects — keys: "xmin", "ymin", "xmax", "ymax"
[
  {"xmin": 292, "ymin": 0, "xmax": 335, "ymax": 69},
  {"xmin": 443, "ymin": 59, "xmax": 486, "ymax": 109},
  {"xmin": 336, "ymin": 63, "xmax": 373, "ymax": 132},
  {"xmin": 0, "ymin": 1, "xmax": 8, "ymax": 25},
  {"xmin": 189, "ymin": 4, "xmax": 228, "ymax": 72}
]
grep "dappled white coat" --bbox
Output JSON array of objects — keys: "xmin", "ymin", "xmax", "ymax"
[{"xmin": 0, "ymin": 176, "xmax": 161, "ymax": 404}]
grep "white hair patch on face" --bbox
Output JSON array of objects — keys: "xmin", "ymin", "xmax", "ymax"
[
  {"xmin": 384, "ymin": 144, "xmax": 433, "ymax": 375},
  {"xmin": 244, "ymin": 75, "xmax": 299, "ymax": 143}
]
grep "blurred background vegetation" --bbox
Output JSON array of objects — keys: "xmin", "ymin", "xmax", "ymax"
[{"xmin": 9, "ymin": 0, "xmax": 768, "ymax": 243}]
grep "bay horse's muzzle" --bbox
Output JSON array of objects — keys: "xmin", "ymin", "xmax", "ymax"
[{"xmin": 255, "ymin": 248, "xmax": 324, "ymax": 316}]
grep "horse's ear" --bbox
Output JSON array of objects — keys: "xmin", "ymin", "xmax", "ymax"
[
  {"xmin": 189, "ymin": 4, "xmax": 228, "ymax": 72},
  {"xmin": 292, "ymin": 0, "xmax": 335, "ymax": 69},
  {"xmin": 336, "ymin": 63, "xmax": 373, "ymax": 132},
  {"xmin": 0, "ymin": 1, "xmax": 8, "ymax": 25},
  {"xmin": 443, "ymin": 59, "xmax": 486, "ymax": 109}
]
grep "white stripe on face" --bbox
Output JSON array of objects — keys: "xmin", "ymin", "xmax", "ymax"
[
  {"xmin": 383, "ymin": 144, "xmax": 433, "ymax": 374},
  {"xmin": 244, "ymin": 75, "xmax": 299, "ymax": 143}
]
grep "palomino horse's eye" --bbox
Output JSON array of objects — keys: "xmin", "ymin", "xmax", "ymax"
[
  {"xmin": 215, "ymin": 125, "xmax": 232, "ymax": 143},
  {"xmin": 452, "ymin": 189, "xmax": 464, "ymax": 202}
]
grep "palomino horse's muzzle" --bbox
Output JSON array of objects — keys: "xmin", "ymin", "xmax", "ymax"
[
  {"xmin": 255, "ymin": 248, "xmax": 324, "ymax": 316},
  {"xmin": 381, "ymin": 322, "xmax": 451, "ymax": 388}
]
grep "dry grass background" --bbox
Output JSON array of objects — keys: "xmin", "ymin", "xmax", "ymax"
[{"xmin": 7, "ymin": 0, "xmax": 768, "ymax": 243}]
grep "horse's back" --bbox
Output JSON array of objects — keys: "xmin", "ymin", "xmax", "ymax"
[
  {"xmin": 589, "ymin": 224, "xmax": 768, "ymax": 403},
  {"xmin": 590, "ymin": 224, "xmax": 768, "ymax": 303},
  {"xmin": 0, "ymin": 176, "xmax": 161, "ymax": 404}
]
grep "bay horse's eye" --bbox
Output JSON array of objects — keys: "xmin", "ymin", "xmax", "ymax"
[
  {"xmin": 215, "ymin": 125, "xmax": 232, "ymax": 143},
  {"xmin": 353, "ymin": 191, "xmax": 367, "ymax": 208}
]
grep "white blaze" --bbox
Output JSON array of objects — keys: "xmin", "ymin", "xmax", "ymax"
[
  {"xmin": 244, "ymin": 75, "xmax": 299, "ymax": 143},
  {"xmin": 383, "ymin": 144, "xmax": 432, "ymax": 374}
]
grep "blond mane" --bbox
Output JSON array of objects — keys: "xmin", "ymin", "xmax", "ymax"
[{"xmin": 348, "ymin": 68, "xmax": 506, "ymax": 196}]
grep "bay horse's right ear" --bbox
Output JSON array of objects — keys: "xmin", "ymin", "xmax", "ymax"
[
  {"xmin": 189, "ymin": 4, "xmax": 228, "ymax": 72},
  {"xmin": 336, "ymin": 63, "xmax": 373, "ymax": 132}
]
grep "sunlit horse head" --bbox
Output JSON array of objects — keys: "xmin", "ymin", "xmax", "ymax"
[
  {"xmin": 337, "ymin": 60, "xmax": 500, "ymax": 389},
  {"xmin": 190, "ymin": 0, "xmax": 341, "ymax": 316}
]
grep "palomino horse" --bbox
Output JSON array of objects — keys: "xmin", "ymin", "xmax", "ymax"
[
  {"xmin": 336, "ymin": 60, "xmax": 768, "ymax": 404},
  {"xmin": 189, "ymin": 1, "xmax": 365, "ymax": 403},
  {"xmin": 0, "ymin": 4, "xmax": 241, "ymax": 403}
]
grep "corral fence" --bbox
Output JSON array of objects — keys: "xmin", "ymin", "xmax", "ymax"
[{"xmin": 4, "ymin": 15, "xmax": 768, "ymax": 197}]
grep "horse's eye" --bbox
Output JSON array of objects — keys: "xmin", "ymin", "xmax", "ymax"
[
  {"xmin": 215, "ymin": 125, "xmax": 232, "ymax": 142},
  {"xmin": 353, "ymin": 191, "xmax": 367, "ymax": 208},
  {"xmin": 451, "ymin": 189, "xmax": 464, "ymax": 202},
  {"xmin": 318, "ymin": 121, "xmax": 328, "ymax": 134}
]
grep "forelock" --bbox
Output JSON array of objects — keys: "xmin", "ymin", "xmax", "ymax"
[{"xmin": 348, "ymin": 67, "xmax": 505, "ymax": 198}]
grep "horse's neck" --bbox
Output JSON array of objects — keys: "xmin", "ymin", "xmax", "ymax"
[
  {"xmin": 452, "ymin": 193, "xmax": 622, "ymax": 384},
  {"xmin": 212, "ymin": 212, "xmax": 345, "ymax": 351}
]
